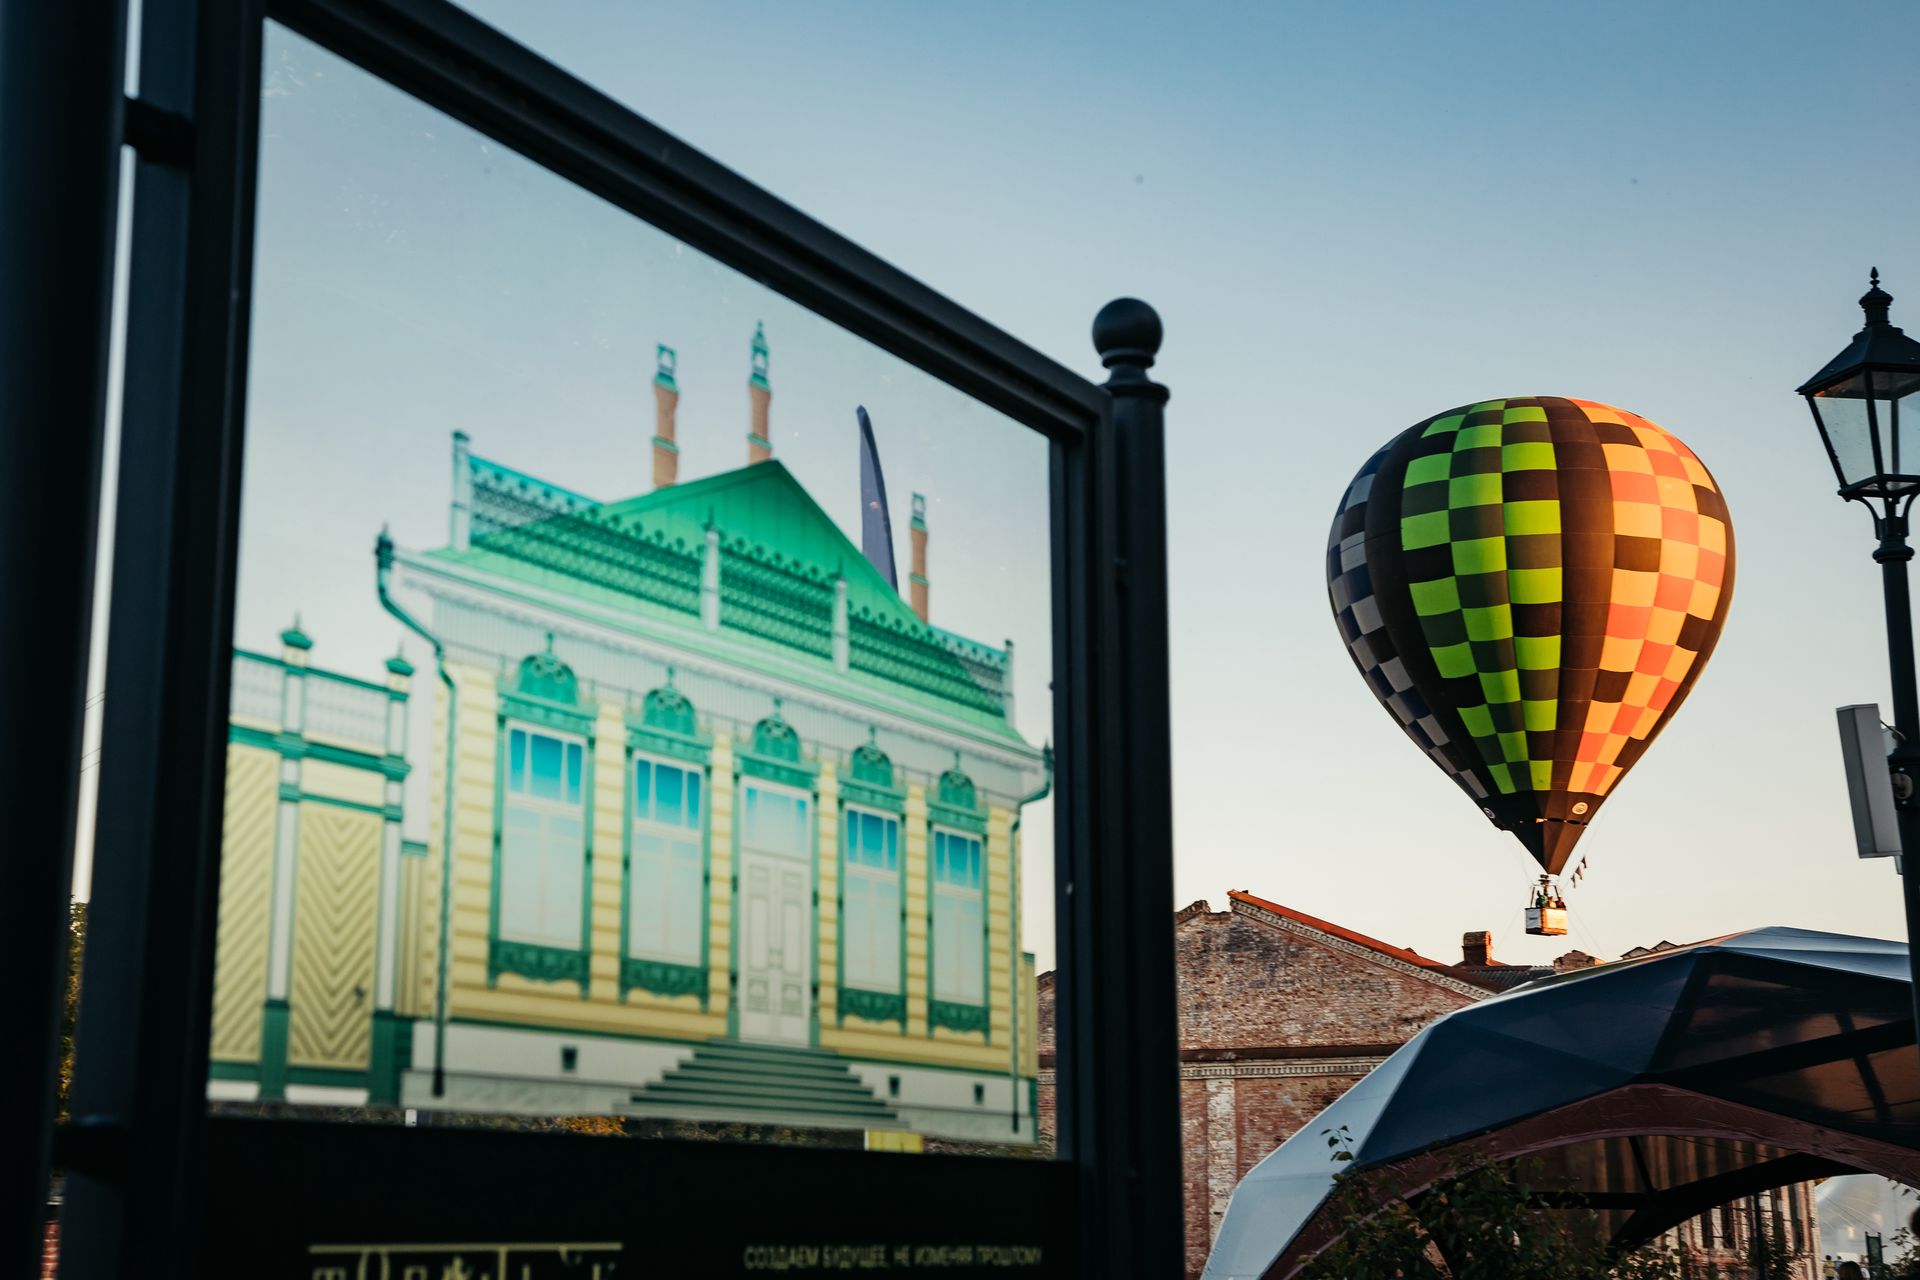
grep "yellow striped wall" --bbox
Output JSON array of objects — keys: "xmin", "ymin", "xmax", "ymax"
[
  {"xmin": 819, "ymin": 793, "xmax": 1019, "ymax": 1074},
  {"xmin": 423, "ymin": 662, "xmax": 1034, "ymax": 1073},
  {"xmin": 288, "ymin": 804, "xmax": 381, "ymax": 1070},
  {"xmin": 440, "ymin": 663, "xmax": 728, "ymax": 1040},
  {"xmin": 209, "ymin": 743, "xmax": 278, "ymax": 1064},
  {"xmin": 396, "ymin": 849, "xmax": 424, "ymax": 1020},
  {"xmin": 706, "ymin": 734, "xmax": 735, "ymax": 1010}
]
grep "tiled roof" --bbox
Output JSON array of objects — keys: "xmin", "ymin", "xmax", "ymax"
[
  {"xmin": 1225, "ymin": 890, "xmax": 1451, "ymax": 972},
  {"xmin": 432, "ymin": 454, "xmax": 1023, "ymax": 737},
  {"xmin": 1450, "ymin": 962, "xmax": 1556, "ymax": 993}
]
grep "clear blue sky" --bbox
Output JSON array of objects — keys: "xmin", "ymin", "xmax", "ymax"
[{"xmin": 82, "ymin": 1, "xmax": 1920, "ymax": 975}]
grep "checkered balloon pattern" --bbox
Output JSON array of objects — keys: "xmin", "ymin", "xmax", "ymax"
[{"xmin": 1326, "ymin": 398, "xmax": 1734, "ymax": 873}]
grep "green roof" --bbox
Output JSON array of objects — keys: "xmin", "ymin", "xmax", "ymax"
[
  {"xmin": 593, "ymin": 463, "xmax": 917, "ymax": 628},
  {"xmin": 429, "ymin": 458, "xmax": 1021, "ymax": 741}
]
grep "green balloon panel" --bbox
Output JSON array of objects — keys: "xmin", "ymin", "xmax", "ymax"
[{"xmin": 1327, "ymin": 398, "xmax": 1734, "ymax": 872}]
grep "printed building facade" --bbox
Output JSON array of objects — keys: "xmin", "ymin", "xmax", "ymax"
[{"xmin": 208, "ymin": 335, "xmax": 1048, "ymax": 1143}]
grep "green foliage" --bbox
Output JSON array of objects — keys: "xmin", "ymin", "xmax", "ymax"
[
  {"xmin": 1299, "ymin": 1126, "xmax": 1686, "ymax": 1280},
  {"xmin": 1880, "ymin": 1226, "xmax": 1920, "ymax": 1280},
  {"xmin": 1742, "ymin": 1197, "xmax": 1792, "ymax": 1280}
]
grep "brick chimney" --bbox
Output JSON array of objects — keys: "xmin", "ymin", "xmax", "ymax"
[
  {"xmin": 909, "ymin": 493, "xmax": 929, "ymax": 622},
  {"xmin": 746, "ymin": 321, "xmax": 772, "ymax": 464},
  {"xmin": 1461, "ymin": 931, "xmax": 1493, "ymax": 967},
  {"xmin": 651, "ymin": 344, "xmax": 679, "ymax": 488}
]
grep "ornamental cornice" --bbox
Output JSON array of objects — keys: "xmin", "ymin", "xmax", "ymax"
[
  {"xmin": 389, "ymin": 549, "xmax": 1042, "ymax": 785},
  {"xmin": 1178, "ymin": 1058, "xmax": 1384, "ymax": 1081},
  {"xmin": 1036, "ymin": 1059, "xmax": 1386, "ymax": 1088},
  {"xmin": 1229, "ymin": 897, "xmax": 1488, "ymax": 1001}
]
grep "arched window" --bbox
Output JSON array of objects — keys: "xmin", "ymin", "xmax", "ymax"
[
  {"xmin": 621, "ymin": 671, "xmax": 711, "ymax": 1001},
  {"xmin": 927, "ymin": 755, "xmax": 989, "ymax": 1035},
  {"xmin": 838, "ymin": 731, "xmax": 904, "ymax": 1024},
  {"xmin": 490, "ymin": 636, "xmax": 595, "ymax": 989}
]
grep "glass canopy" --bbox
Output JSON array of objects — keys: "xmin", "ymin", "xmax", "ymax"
[{"xmin": 1205, "ymin": 927, "xmax": 1920, "ymax": 1280}]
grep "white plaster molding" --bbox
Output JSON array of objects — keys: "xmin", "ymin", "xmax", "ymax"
[{"xmin": 389, "ymin": 547, "xmax": 1042, "ymax": 793}]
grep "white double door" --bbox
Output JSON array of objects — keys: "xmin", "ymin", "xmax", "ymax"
[{"xmin": 737, "ymin": 782, "xmax": 813, "ymax": 1045}]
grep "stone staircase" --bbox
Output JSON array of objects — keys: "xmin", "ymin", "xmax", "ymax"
[{"xmin": 630, "ymin": 1040, "xmax": 899, "ymax": 1129}]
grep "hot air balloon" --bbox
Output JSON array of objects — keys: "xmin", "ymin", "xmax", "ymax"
[{"xmin": 1326, "ymin": 397, "xmax": 1734, "ymax": 875}]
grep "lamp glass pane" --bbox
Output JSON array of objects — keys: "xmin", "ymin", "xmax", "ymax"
[
  {"xmin": 1814, "ymin": 393, "xmax": 1876, "ymax": 487},
  {"xmin": 1899, "ymin": 388, "xmax": 1920, "ymax": 477}
]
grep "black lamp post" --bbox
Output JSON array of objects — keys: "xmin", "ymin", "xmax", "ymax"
[{"xmin": 1799, "ymin": 269, "xmax": 1920, "ymax": 1040}]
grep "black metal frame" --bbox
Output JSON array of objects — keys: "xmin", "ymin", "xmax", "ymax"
[{"xmin": 16, "ymin": 0, "xmax": 1181, "ymax": 1276}]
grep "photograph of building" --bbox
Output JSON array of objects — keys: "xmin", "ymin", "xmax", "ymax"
[{"xmin": 204, "ymin": 332, "xmax": 1048, "ymax": 1144}]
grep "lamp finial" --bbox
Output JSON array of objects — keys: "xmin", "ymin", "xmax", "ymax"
[{"xmin": 1862, "ymin": 269, "xmax": 1894, "ymax": 327}]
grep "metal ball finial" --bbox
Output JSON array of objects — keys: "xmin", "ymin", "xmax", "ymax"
[{"xmin": 1093, "ymin": 297, "xmax": 1163, "ymax": 370}]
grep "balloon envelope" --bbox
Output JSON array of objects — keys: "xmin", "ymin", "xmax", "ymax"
[{"xmin": 1326, "ymin": 398, "xmax": 1734, "ymax": 872}]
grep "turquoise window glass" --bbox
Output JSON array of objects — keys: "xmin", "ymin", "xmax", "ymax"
[
  {"xmin": 629, "ymin": 755, "xmax": 705, "ymax": 966},
  {"xmin": 843, "ymin": 806, "xmax": 902, "ymax": 994},
  {"xmin": 500, "ymin": 723, "xmax": 588, "ymax": 949},
  {"xmin": 931, "ymin": 828, "xmax": 985, "ymax": 1004}
]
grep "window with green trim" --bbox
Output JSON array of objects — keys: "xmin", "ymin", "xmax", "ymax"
[
  {"xmin": 931, "ymin": 828, "xmax": 984, "ymax": 1006},
  {"xmin": 842, "ymin": 807, "xmax": 900, "ymax": 993},
  {"xmin": 628, "ymin": 755, "xmax": 704, "ymax": 966},
  {"xmin": 500, "ymin": 724, "xmax": 587, "ymax": 949}
]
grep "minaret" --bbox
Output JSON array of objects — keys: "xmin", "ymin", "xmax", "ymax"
[
  {"xmin": 652, "ymin": 344, "xmax": 679, "ymax": 489},
  {"xmin": 909, "ymin": 493, "xmax": 929, "ymax": 622},
  {"xmin": 746, "ymin": 321, "xmax": 772, "ymax": 464}
]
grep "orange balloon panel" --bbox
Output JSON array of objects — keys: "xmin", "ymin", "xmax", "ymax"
[{"xmin": 1326, "ymin": 398, "xmax": 1734, "ymax": 872}]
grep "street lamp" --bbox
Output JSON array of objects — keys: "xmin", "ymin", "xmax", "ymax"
[{"xmin": 1800, "ymin": 268, "xmax": 1920, "ymax": 1042}]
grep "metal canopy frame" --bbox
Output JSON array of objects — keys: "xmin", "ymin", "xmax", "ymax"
[
  {"xmin": 9, "ymin": 0, "xmax": 1181, "ymax": 1276},
  {"xmin": 1204, "ymin": 928, "xmax": 1920, "ymax": 1280}
]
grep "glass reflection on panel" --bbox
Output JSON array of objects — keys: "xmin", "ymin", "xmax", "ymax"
[{"xmin": 209, "ymin": 22, "xmax": 1055, "ymax": 1155}]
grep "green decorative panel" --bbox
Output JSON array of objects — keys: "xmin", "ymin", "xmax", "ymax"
[
  {"xmin": 930, "ymin": 763, "xmax": 987, "ymax": 834},
  {"xmin": 627, "ymin": 672, "xmax": 709, "ymax": 764},
  {"xmin": 626, "ymin": 725, "xmax": 709, "ymax": 765},
  {"xmin": 841, "ymin": 778, "xmax": 905, "ymax": 812},
  {"xmin": 721, "ymin": 543, "xmax": 833, "ymax": 657},
  {"xmin": 751, "ymin": 702, "xmax": 802, "ymax": 761},
  {"xmin": 500, "ymin": 690, "xmax": 596, "ymax": 736},
  {"xmin": 475, "ymin": 506, "xmax": 702, "ymax": 616},
  {"xmin": 515, "ymin": 636, "xmax": 581, "ymax": 705},
  {"xmin": 849, "ymin": 735, "xmax": 894, "ymax": 788},
  {"xmin": 738, "ymin": 754, "xmax": 816, "ymax": 790},
  {"xmin": 848, "ymin": 611, "xmax": 1004, "ymax": 716},
  {"xmin": 641, "ymin": 675, "xmax": 697, "ymax": 736},
  {"xmin": 936, "ymin": 762, "xmax": 976, "ymax": 811},
  {"xmin": 489, "ymin": 939, "xmax": 589, "ymax": 991},
  {"xmin": 740, "ymin": 702, "xmax": 815, "ymax": 786},
  {"xmin": 929, "ymin": 999, "xmax": 989, "ymax": 1037},
  {"xmin": 621, "ymin": 957, "xmax": 707, "ymax": 1003},
  {"xmin": 838, "ymin": 988, "xmax": 906, "ymax": 1026}
]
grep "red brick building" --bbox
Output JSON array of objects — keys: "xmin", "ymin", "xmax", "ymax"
[
  {"xmin": 1036, "ymin": 891, "xmax": 1819, "ymax": 1279},
  {"xmin": 1038, "ymin": 891, "xmax": 1508, "ymax": 1276}
]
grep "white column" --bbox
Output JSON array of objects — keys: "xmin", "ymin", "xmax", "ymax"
[
  {"xmin": 376, "ymin": 784, "xmax": 402, "ymax": 1010},
  {"xmin": 451, "ymin": 430, "xmax": 473, "ymax": 552},
  {"xmin": 701, "ymin": 522, "xmax": 722, "ymax": 631},
  {"xmin": 267, "ymin": 767, "xmax": 302, "ymax": 1002},
  {"xmin": 832, "ymin": 575, "xmax": 850, "ymax": 673},
  {"xmin": 375, "ymin": 660, "xmax": 410, "ymax": 1012}
]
